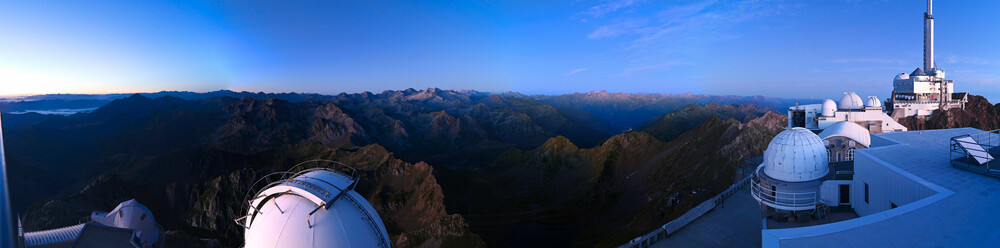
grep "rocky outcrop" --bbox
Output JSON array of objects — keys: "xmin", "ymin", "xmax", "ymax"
[
  {"xmin": 463, "ymin": 108, "xmax": 787, "ymax": 247},
  {"xmin": 10, "ymin": 90, "xmax": 801, "ymax": 248},
  {"xmin": 533, "ymin": 90, "xmax": 802, "ymax": 132},
  {"xmin": 176, "ymin": 143, "xmax": 486, "ymax": 248},
  {"xmin": 897, "ymin": 95, "xmax": 1000, "ymax": 131},
  {"xmin": 308, "ymin": 102, "xmax": 369, "ymax": 146},
  {"xmin": 638, "ymin": 103, "xmax": 773, "ymax": 142}
]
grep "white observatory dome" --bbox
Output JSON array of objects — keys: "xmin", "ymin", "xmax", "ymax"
[
  {"xmin": 838, "ymin": 92, "xmax": 864, "ymax": 110},
  {"xmin": 240, "ymin": 168, "xmax": 391, "ymax": 248},
  {"xmin": 762, "ymin": 127, "xmax": 829, "ymax": 182},
  {"xmin": 89, "ymin": 199, "xmax": 162, "ymax": 248},
  {"xmin": 821, "ymin": 99, "xmax": 837, "ymax": 117},
  {"xmin": 818, "ymin": 121, "xmax": 871, "ymax": 148},
  {"xmin": 864, "ymin": 96, "xmax": 882, "ymax": 109}
]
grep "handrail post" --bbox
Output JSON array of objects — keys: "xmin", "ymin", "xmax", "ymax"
[{"xmin": 0, "ymin": 114, "xmax": 15, "ymax": 248}]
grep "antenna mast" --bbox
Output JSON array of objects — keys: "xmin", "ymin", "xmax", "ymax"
[{"xmin": 924, "ymin": 0, "xmax": 934, "ymax": 72}]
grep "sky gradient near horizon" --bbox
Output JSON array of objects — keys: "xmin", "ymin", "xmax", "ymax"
[{"xmin": 2, "ymin": 0, "xmax": 1000, "ymax": 101}]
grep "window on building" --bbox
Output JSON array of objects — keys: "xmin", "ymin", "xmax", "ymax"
[
  {"xmin": 828, "ymin": 149, "xmax": 834, "ymax": 162},
  {"xmin": 837, "ymin": 139, "xmax": 843, "ymax": 148},
  {"xmin": 864, "ymin": 183, "xmax": 870, "ymax": 204},
  {"xmin": 837, "ymin": 152, "xmax": 842, "ymax": 161},
  {"xmin": 846, "ymin": 148, "xmax": 855, "ymax": 161}
]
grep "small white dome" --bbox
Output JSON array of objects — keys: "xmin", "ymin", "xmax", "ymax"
[
  {"xmin": 932, "ymin": 69, "xmax": 945, "ymax": 78},
  {"xmin": 821, "ymin": 99, "xmax": 837, "ymax": 117},
  {"xmin": 763, "ymin": 127, "xmax": 829, "ymax": 182},
  {"xmin": 838, "ymin": 92, "xmax": 864, "ymax": 110},
  {"xmin": 864, "ymin": 96, "xmax": 882, "ymax": 109},
  {"xmin": 89, "ymin": 199, "xmax": 161, "ymax": 247}
]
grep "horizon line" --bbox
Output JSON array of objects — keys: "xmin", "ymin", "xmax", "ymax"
[{"xmin": 0, "ymin": 88, "xmax": 817, "ymax": 100}]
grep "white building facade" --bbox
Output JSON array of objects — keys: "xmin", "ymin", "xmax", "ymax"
[
  {"xmin": 886, "ymin": 0, "xmax": 967, "ymax": 117},
  {"xmin": 788, "ymin": 92, "xmax": 908, "ymax": 134}
]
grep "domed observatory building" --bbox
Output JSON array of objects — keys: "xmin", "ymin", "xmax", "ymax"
[
  {"xmin": 788, "ymin": 92, "xmax": 907, "ymax": 134},
  {"xmin": 751, "ymin": 128, "xmax": 830, "ymax": 213},
  {"xmin": 237, "ymin": 163, "xmax": 391, "ymax": 248}
]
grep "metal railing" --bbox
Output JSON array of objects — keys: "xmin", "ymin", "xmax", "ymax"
[
  {"xmin": 619, "ymin": 173, "xmax": 754, "ymax": 248},
  {"xmin": 235, "ymin": 160, "xmax": 358, "ymax": 229},
  {"xmin": 230, "ymin": 159, "xmax": 360, "ymax": 244},
  {"xmin": 950, "ymin": 129, "xmax": 1000, "ymax": 178},
  {"xmin": 749, "ymin": 180, "xmax": 818, "ymax": 210},
  {"xmin": 0, "ymin": 113, "xmax": 16, "ymax": 248},
  {"xmin": 890, "ymin": 99, "xmax": 966, "ymax": 104}
]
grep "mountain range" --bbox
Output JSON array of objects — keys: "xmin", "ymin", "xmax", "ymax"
[{"xmin": 2, "ymin": 89, "xmax": 798, "ymax": 247}]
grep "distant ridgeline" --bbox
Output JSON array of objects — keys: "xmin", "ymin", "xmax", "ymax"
[
  {"xmin": 0, "ymin": 90, "xmax": 334, "ymax": 115},
  {"xmin": 1, "ymin": 89, "xmax": 810, "ymax": 120}
]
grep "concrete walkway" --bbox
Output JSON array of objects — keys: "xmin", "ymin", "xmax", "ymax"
[{"xmin": 652, "ymin": 187, "xmax": 762, "ymax": 248}]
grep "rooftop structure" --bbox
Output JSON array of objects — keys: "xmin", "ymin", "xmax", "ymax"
[
  {"xmin": 237, "ymin": 161, "xmax": 391, "ymax": 248},
  {"xmin": 818, "ymin": 121, "xmax": 871, "ymax": 163},
  {"xmin": 762, "ymin": 128, "xmax": 1000, "ymax": 247},
  {"xmin": 949, "ymin": 129, "xmax": 1000, "ymax": 178},
  {"xmin": 818, "ymin": 122, "xmax": 871, "ymax": 148},
  {"xmin": 887, "ymin": 0, "xmax": 968, "ymax": 117},
  {"xmin": 788, "ymin": 92, "xmax": 907, "ymax": 133}
]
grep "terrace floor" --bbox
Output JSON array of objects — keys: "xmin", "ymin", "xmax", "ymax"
[
  {"xmin": 764, "ymin": 207, "xmax": 859, "ymax": 229},
  {"xmin": 651, "ymin": 187, "xmax": 762, "ymax": 248}
]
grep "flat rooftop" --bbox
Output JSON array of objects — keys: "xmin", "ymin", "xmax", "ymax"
[{"xmin": 771, "ymin": 128, "xmax": 1000, "ymax": 247}]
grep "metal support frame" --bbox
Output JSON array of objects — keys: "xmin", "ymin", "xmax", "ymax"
[
  {"xmin": 236, "ymin": 160, "xmax": 361, "ymax": 231},
  {"xmin": 949, "ymin": 130, "xmax": 1000, "ymax": 178}
]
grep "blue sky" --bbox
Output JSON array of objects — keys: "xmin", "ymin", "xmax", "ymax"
[{"xmin": 1, "ymin": 0, "xmax": 998, "ymax": 101}]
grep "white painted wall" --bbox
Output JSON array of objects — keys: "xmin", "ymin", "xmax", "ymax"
[
  {"xmin": 852, "ymin": 150, "xmax": 937, "ymax": 216},
  {"xmin": 820, "ymin": 180, "xmax": 853, "ymax": 206}
]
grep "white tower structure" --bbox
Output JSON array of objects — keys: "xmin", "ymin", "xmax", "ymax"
[
  {"xmin": 238, "ymin": 163, "xmax": 391, "ymax": 248},
  {"xmin": 888, "ymin": 0, "xmax": 968, "ymax": 117},
  {"xmin": 924, "ymin": 0, "xmax": 934, "ymax": 72}
]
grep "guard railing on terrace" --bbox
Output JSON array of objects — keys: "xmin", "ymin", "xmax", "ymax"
[
  {"xmin": 749, "ymin": 179, "xmax": 818, "ymax": 211},
  {"xmin": 950, "ymin": 129, "xmax": 1000, "ymax": 178}
]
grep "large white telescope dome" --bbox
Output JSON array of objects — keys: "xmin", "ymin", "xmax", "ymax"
[
  {"xmin": 762, "ymin": 127, "xmax": 829, "ymax": 182},
  {"xmin": 839, "ymin": 92, "xmax": 864, "ymax": 110},
  {"xmin": 239, "ymin": 166, "xmax": 391, "ymax": 248}
]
